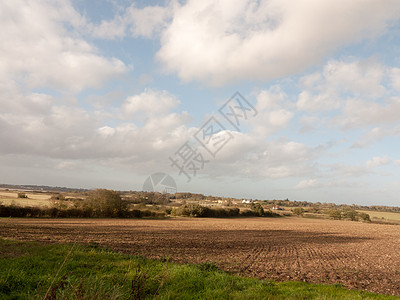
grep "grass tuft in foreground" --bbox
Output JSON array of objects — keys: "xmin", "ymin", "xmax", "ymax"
[{"xmin": 0, "ymin": 238, "xmax": 398, "ymax": 299}]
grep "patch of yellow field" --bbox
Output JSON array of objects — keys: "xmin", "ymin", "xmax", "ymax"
[
  {"xmin": 0, "ymin": 190, "xmax": 51, "ymax": 200},
  {"xmin": 0, "ymin": 191, "xmax": 18, "ymax": 198},
  {"xmin": 0, "ymin": 190, "xmax": 52, "ymax": 207},
  {"xmin": 0, "ymin": 198, "xmax": 53, "ymax": 207},
  {"xmin": 357, "ymin": 210, "xmax": 400, "ymax": 221}
]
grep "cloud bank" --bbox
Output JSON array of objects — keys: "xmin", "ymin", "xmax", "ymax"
[{"xmin": 157, "ymin": 0, "xmax": 400, "ymax": 86}]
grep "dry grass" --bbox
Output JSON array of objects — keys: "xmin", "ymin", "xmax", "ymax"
[
  {"xmin": 358, "ymin": 210, "xmax": 400, "ymax": 222},
  {"xmin": 0, "ymin": 190, "xmax": 53, "ymax": 207}
]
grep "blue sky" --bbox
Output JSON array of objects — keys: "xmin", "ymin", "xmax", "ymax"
[{"xmin": 1, "ymin": 0, "xmax": 400, "ymax": 206}]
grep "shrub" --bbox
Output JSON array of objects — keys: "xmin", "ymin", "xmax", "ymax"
[
  {"xmin": 359, "ymin": 212, "xmax": 371, "ymax": 222},
  {"xmin": 263, "ymin": 210, "xmax": 277, "ymax": 217},
  {"xmin": 328, "ymin": 209, "xmax": 342, "ymax": 220},
  {"xmin": 226, "ymin": 207, "xmax": 240, "ymax": 217},
  {"xmin": 84, "ymin": 189, "xmax": 127, "ymax": 217},
  {"xmin": 130, "ymin": 209, "xmax": 142, "ymax": 218},
  {"xmin": 292, "ymin": 207, "xmax": 304, "ymax": 216},
  {"xmin": 0, "ymin": 202, "xmax": 166, "ymax": 219},
  {"xmin": 50, "ymin": 193, "xmax": 65, "ymax": 201},
  {"xmin": 172, "ymin": 204, "xmax": 245, "ymax": 218},
  {"xmin": 250, "ymin": 203, "xmax": 264, "ymax": 216},
  {"xmin": 177, "ymin": 204, "xmax": 209, "ymax": 217},
  {"xmin": 343, "ymin": 209, "xmax": 358, "ymax": 221}
]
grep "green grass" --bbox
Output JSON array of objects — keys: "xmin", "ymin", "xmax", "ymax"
[{"xmin": 0, "ymin": 239, "xmax": 398, "ymax": 299}]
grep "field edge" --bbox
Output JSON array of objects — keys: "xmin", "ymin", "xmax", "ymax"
[{"xmin": 0, "ymin": 238, "xmax": 399, "ymax": 300}]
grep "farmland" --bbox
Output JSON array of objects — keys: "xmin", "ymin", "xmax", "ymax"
[
  {"xmin": 0, "ymin": 191, "xmax": 53, "ymax": 207},
  {"xmin": 357, "ymin": 210, "xmax": 400, "ymax": 224},
  {"xmin": 1, "ymin": 217, "xmax": 399, "ymax": 296}
]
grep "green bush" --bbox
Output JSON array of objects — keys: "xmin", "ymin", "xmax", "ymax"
[
  {"xmin": 0, "ymin": 202, "xmax": 166, "ymax": 219},
  {"xmin": 359, "ymin": 212, "xmax": 371, "ymax": 222},
  {"xmin": 343, "ymin": 209, "xmax": 358, "ymax": 221},
  {"xmin": 83, "ymin": 189, "xmax": 127, "ymax": 217},
  {"xmin": 171, "ymin": 204, "xmax": 277, "ymax": 218},
  {"xmin": 250, "ymin": 203, "xmax": 264, "ymax": 216},
  {"xmin": 292, "ymin": 207, "xmax": 305, "ymax": 216},
  {"xmin": 328, "ymin": 209, "xmax": 342, "ymax": 220},
  {"xmin": 263, "ymin": 209, "xmax": 276, "ymax": 217}
]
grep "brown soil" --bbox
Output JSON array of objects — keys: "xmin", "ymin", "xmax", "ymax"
[{"xmin": 1, "ymin": 217, "xmax": 399, "ymax": 295}]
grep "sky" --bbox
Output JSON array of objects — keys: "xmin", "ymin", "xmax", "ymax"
[{"xmin": 1, "ymin": 0, "xmax": 400, "ymax": 206}]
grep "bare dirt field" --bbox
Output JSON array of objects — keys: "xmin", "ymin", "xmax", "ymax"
[{"xmin": 0, "ymin": 217, "xmax": 399, "ymax": 296}]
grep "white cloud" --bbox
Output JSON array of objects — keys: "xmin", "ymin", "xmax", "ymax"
[
  {"xmin": 295, "ymin": 178, "xmax": 368, "ymax": 190},
  {"xmin": 98, "ymin": 126, "xmax": 116, "ymax": 138},
  {"xmin": 157, "ymin": 0, "xmax": 400, "ymax": 86},
  {"xmin": 209, "ymin": 138, "xmax": 321, "ymax": 179},
  {"xmin": 293, "ymin": 60, "xmax": 400, "ymax": 143},
  {"xmin": 295, "ymin": 179, "xmax": 319, "ymax": 189},
  {"xmin": 323, "ymin": 59, "xmax": 385, "ymax": 98},
  {"xmin": 0, "ymin": 86, "xmax": 193, "ymax": 168},
  {"xmin": 298, "ymin": 115, "xmax": 325, "ymax": 133},
  {"xmin": 123, "ymin": 89, "xmax": 180, "ymax": 117},
  {"xmin": 90, "ymin": 17, "xmax": 126, "ymax": 39},
  {"xmin": 297, "ymin": 59, "xmax": 385, "ymax": 112},
  {"xmin": 126, "ymin": 4, "xmax": 173, "ymax": 38},
  {"xmin": 256, "ymin": 140, "xmax": 321, "ymax": 178},
  {"xmin": 352, "ymin": 127, "xmax": 384, "ymax": 148},
  {"xmin": 195, "ymin": 88, "xmax": 323, "ymax": 180},
  {"xmin": 250, "ymin": 88, "xmax": 294, "ymax": 136},
  {"xmin": 88, "ymin": 2, "xmax": 174, "ymax": 39},
  {"xmin": 336, "ymin": 97, "xmax": 400, "ymax": 129},
  {"xmin": 211, "ymin": 131, "xmax": 264, "ymax": 163},
  {"xmin": 255, "ymin": 87, "xmax": 288, "ymax": 111},
  {"xmin": 55, "ymin": 161, "xmax": 78, "ymax": 171},
  {"xmin": 366, "ymin": 156, "xmax": 391, "ymax": 168},
  {"xmin": 390, "ymin": 68, "xmax": 400, "ymax": 91},
  {"xmin": 324, "ymin": 163, "xmax": 369, "ymax": 179},
  {"xmin": 268, "ymin": 109, "xmax": 293, "ymax": 127},
  {"xmin": 352, "ymin": 126, "xmax": 400, "ymax": 148},
  {"xmin": 297, "ymin": 90, "xmax": 340, "ymax": 112},
  {"xmin": 0, "ymin": 0, "xmax": 127, "ymax": 93}
]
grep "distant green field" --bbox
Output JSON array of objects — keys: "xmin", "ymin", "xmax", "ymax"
[{"xmin": 0, "ymin": 238, "xmax": 399, "ymax": 299}]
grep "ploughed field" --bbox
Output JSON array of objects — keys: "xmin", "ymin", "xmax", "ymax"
[{"xmin": 1, "ymin": 217, "xmax": 399, "ymax": 296}]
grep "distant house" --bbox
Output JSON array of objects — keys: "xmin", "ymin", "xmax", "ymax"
[
  {"xmin": 242, "ymin": 199, "xmax": 253, "ymax": 204},
  {"xmin": 272, "ymin": 206, "xmax": 283, "ymax": 210}
]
